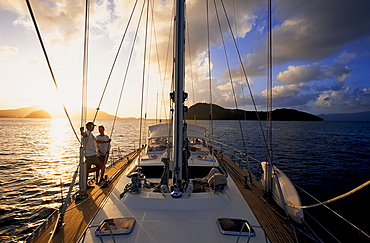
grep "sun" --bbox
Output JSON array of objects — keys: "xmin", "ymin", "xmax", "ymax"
[{"xmin": 38, "ymin": 94, "xmax": 81, "ymax": 118}]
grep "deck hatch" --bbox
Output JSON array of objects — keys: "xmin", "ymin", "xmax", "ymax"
[
  {"xmin": 95, "ymin": 217, "xmax": 136, "ymax": 236},
  {"xmin": 217, "ymin": 218, "xmax": 256, "ymax": 237}
]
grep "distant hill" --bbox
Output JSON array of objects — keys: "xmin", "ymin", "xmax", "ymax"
[
  {"xmin": 0, "ymin": 106, "xmax": 122, "ymax": 119},
  {"xmin": 186, "ymin": 103, "xmax": 324, "ymax": 121},
  {"xmin": 71, "ymin": 108, "xmax": 121, "ymax": 119},
  {"xmin": 0, "ymin": 106, "xmax": 40, "ymax": 118},
  {"xmin": 318, "ymin": 111, "xmax": 370, "ymax": 121},
  {"xmin": 25, "ymin": 110, "xmax": 52, "ymax": 118}
]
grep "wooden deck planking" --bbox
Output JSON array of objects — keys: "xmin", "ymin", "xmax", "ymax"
[
  {"xmin": 29, "ymin": 150, "xmax": 140, "ymax": 243},
  {"xmin": 215, "ymin": 152, "xmax": 299, "ymax": 243}
]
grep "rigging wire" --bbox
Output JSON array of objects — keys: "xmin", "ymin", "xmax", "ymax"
[
  {"xmin": 185, "ymin": 6, "xmax": 197, "ymax": 124},
  {"xmin": 219, "ymin": 0, "xmax": 270, "ymax": 158},
  {"xmin": 139, "ymin": 0, "xmax": 151, "ymax": 150},
  {"xmin": 149, "ymin": 0, "xmax": 164, "ymax": 124},
  {"xmin": 292, "ymin": 181, "xmax": 370, "ymax": 239},
  {"xmin": 185, "ymin": 10, "xmax": 196, "ymax": 113},
  {"xmin": 109, "ymin": 0, "xmax": 140, "ymax": 137},
  {"xmin": 290, "ymin": 180, "xmax": 370, "ymax": 210},
  {"xmin": 232, "ymin": 0, "xmax": 248, "ymax": 120},
  {"xmin": 157, "ymin": 5, "xmax": 175, "ymax": 123},
  {"xmin": 24, "ymin": 0, "xmax": 81, "ymax": 144},
  {"xmin": 212, "ymin": 0, "xmax": 253, "ymax": 181},
  {"xmin": 161, "ymin": 3, "xmax": 176, "ymax": 122},
  {"xmin": 206, "ymin": 0, "xmax": 214, "ymax": 140}
]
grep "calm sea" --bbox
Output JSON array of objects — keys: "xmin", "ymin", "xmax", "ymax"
[{"xmin": 0, "ymin": 118, "xmax": 369, "ymax": 242}]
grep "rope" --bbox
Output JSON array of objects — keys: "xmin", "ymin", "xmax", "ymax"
[
  {"xmin": 287, "ymin": 180, "xmax": 370, "ymax": 209},
  {"xmin": 25, "ymin": 0, "xmax": 81, "ymax": 144},
  {"xmin": 292, "ymin": 181, "xmax": 370, "ymax": 239}
]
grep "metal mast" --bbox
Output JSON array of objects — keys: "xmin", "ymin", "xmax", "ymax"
[
  {"xmin": 79, "ymin": 0, "xmax": 91, "ymax": 198},
  {"xmin": 264, "ymin": 0, "xmax": 273, "ymax": 198},
  {"xmin": 172, "ymin": 0, "xmax": 186, "ymax": 197}
]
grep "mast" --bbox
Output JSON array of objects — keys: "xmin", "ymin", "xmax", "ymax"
[
  {"xmin": 264, "ymin": 0, "xmax": 273, "ymax": 197},
  {"xmin": 172, "ymin": 0, "xmax": 186, "ymax": 195},
  {"xmin": 78, "ymin": 0, "xmax": 91, "ymax": 198}
]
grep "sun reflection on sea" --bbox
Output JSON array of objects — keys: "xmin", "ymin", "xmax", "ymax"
[
  {"xmin": 30, "ymin": 118, "xmax": 81, "ymax": 184},
  {"xmin": 47, "ymin": 118, "xmax": 77, "ymax": 162}
]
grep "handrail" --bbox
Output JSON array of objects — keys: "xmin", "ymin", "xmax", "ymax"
[
  {"xmin": 236, "ymin": 221, "xmax": 252, "ymax": 243},
  {"xmin": 210, "ymin": 139, "xmax": 264, "ymax": 180},
  {"xmin": 97, "ymin": 221, "xmax": 116, "ymax": 243}
]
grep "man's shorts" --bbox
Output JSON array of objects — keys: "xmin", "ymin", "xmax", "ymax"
[
  {"xmin": 85, "ymin": 155, "xmax": 100, "ymax": 165},
  {"xmin": 98, "ymin": 155, "xmax": 107, "ymax": 163}
]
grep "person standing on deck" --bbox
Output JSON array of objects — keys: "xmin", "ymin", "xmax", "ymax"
[
  {"xmin": 80, "ymin": 122, "xmax": 103, "ymax": 188},
  {"xmin": 96, "ymin": 125, "xmax": 111, "ymax": 183}
]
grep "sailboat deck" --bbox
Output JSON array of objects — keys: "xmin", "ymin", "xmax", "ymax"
[
  {"xmin": 28, "ymin": 149, "xmax": 304, "ymax": 243},
  {"xmin": 215, "ymin": 152, "xmax": 302, "ymax": 243},
  {"xmin": 27, "ymin": 150, "xmax": 141, "ymax": 243}
]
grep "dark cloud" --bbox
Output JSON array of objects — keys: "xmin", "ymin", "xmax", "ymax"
[
  {"xmin": 245, "ymin": 0, "xmax": 370, "ymax": 76},
  {"xmin": 273, "ymin": 0, "xmax": 370, "ymax": 63},
  {"xmin": 315, "ymin": 86, "xmax": 370, "ymax": 112}
]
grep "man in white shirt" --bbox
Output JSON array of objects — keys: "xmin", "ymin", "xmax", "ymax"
[
  {"xmin": 96, "ymin": 125, "xmax": 111, "ymax": 183},
  {"xmin": 80, "ymin": 122, "xmax": 106, "ymax": 188}
]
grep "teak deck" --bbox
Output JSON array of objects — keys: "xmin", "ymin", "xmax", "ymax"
[
  {"xmin": 28, "ymin": 150, "xmax": 141, "ymax": 243},
  {"xmin": 28, "ymin": 149, "xmax": 301, "ymax": 243},
  {"xmin": 215, "ymin": 152, "xmax": 300, "ymax": 243}
]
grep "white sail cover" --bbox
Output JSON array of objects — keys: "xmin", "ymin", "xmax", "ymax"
[{"xmin": 149, "ymin": 123, "xmax": 206, "ymax": 140}]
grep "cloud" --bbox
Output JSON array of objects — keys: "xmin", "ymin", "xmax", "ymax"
[
  {"xmin": 0, "ymin": 46, "xmax": 19, "ymax": 54},
  {"xmin": 1, "ymin": 0, "xmax": 368, "ymax": 116},
  {"xmin": 244, "ymin": 0, "xmax": 370, "ymax": 76},
  {"xmin": 273, "ymin": 0, "xmax": 370, "ymax": 63},
  {"xmin": 262, "ymin": 84, "xmax": 301, "ymax": 98},
  {"xmin": 315, "ymin": 87, "xmax": 370, "ymax": 111},
  {"xmin": 277, "ymin": 64, "xmax": 322, "ymax": 84},
  {"xmin": 277, "ymin": 63, "xmax": 351, "ymax": 84}
]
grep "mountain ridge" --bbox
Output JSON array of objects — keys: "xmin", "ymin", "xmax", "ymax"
[
  {"xmin": 0, "ymin": 107, "xmax": 123, "ymax": 119},
  {"xmin": 186, "ymin": 103, "xmax": 324, "ymax": 121}
]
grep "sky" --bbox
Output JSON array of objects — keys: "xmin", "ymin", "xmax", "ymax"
[{"xmin": 0, "ymin": 0, "xmax": 369, "ymax": 119}]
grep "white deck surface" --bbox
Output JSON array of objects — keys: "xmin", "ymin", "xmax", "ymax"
[{"xmin": 82, "ymin": 169, "xmax": 268, "ymax": 243}]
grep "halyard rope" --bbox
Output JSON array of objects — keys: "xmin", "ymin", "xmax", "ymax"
[{"xmin": 287, "ymin": 179, "xmax": 370, "ymax": 209}]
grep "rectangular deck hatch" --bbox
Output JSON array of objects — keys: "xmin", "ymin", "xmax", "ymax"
[
  {"xmin": 95, "ymin": 217, "xmax": 136, "ymax": 236},
  {"xmin": 217, "ymin": 218, "xmax": 256, "ymax": 237}
]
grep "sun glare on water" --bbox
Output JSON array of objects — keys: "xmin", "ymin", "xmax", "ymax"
[{"xmin": 31, "ymin": 119, "xmax": 80, "ymax": 183}]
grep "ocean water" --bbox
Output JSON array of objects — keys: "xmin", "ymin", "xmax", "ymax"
[{"xmin": 0, "ymin": 118, "xmax": 369, "ymax": 242}]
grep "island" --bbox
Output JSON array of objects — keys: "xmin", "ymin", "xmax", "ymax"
[
  {"xmin": 25, "ymin": 110, "xmax": 52, "ymax": 118},
  {"xmin": 185, "ymin": 103, "xmax": 324, "ymax": 121}
]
